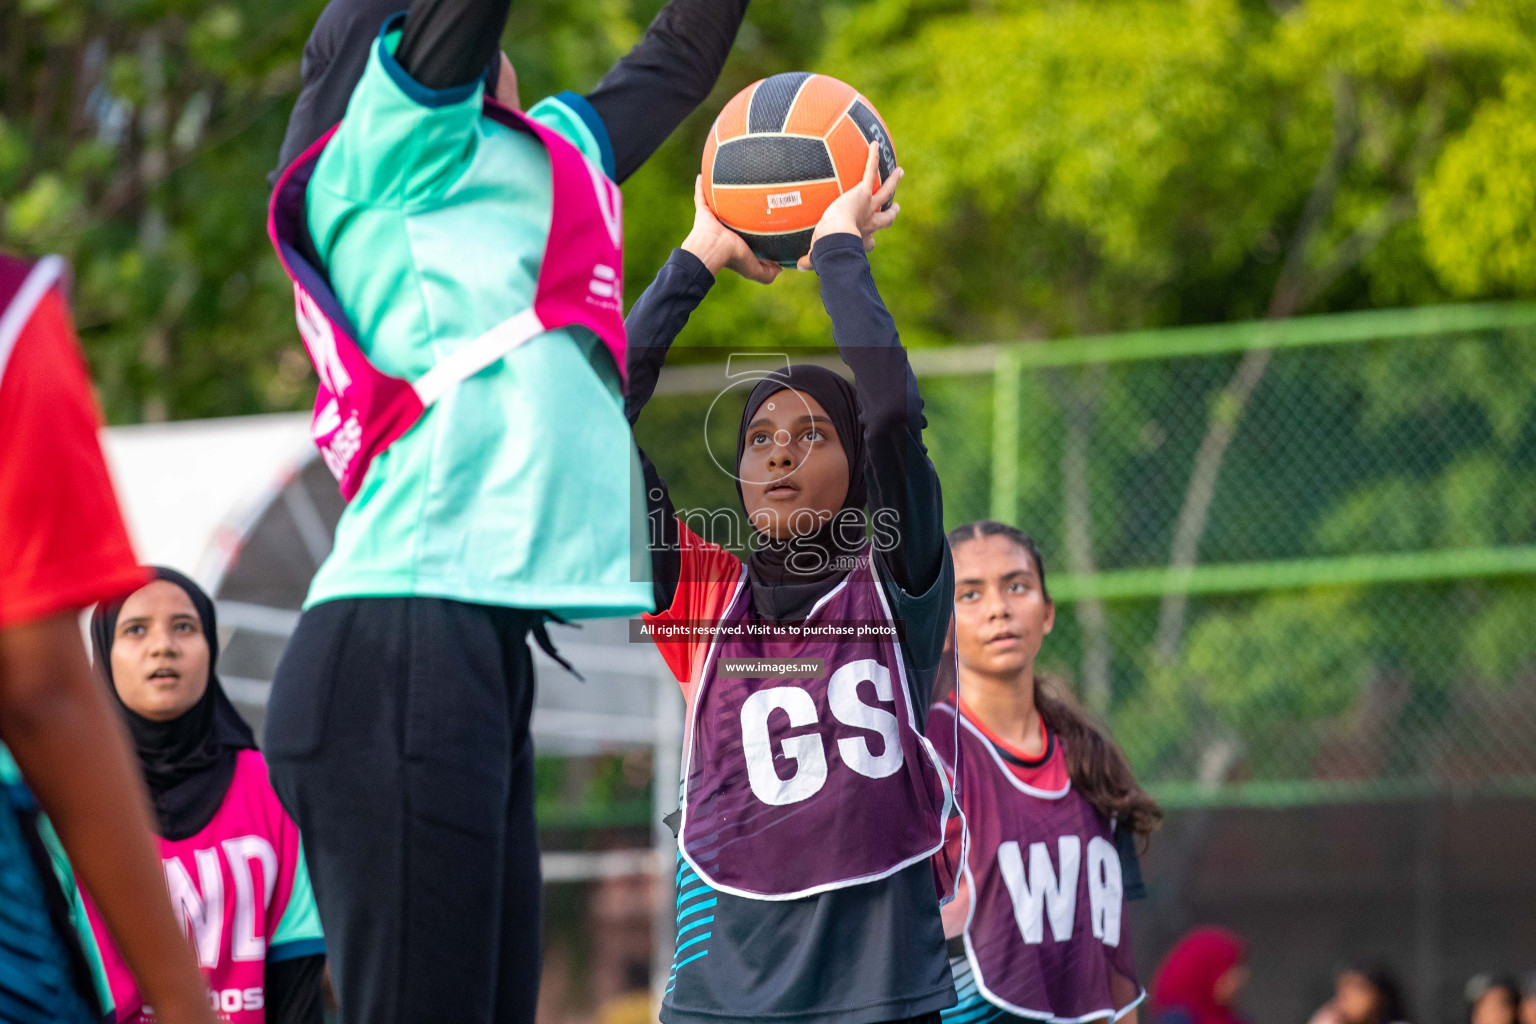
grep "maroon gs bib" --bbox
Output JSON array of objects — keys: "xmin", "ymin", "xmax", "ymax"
[{"xmin": 679, "ymin": 550, "xmax": 953, "ymax": 900}]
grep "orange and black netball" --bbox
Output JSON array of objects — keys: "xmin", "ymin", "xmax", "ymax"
[{"xmin": 703, "ymin": 72, "xmax": 897, "ymax": 265}]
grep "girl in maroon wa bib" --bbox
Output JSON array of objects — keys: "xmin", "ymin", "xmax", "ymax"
[
  {"xmin": 930, "ymin": 522, "xmax": 1163, "ymax": 1024},
  {"xmin": 626, "ymin": 151, "xmax": 960, "ymax": 1024}
]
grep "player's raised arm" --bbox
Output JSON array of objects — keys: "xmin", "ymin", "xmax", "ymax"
[
  {"xmin": 804, "ymin": 144, "xmax": 946, "ymax": 599},
  {"xmin": 625, "ymin": 175, "xmax": 778, "ymax": 614},
  {"xmin": 275, "ymin": 0, "xmax": 748, "ymax": 190},
  {"xmin": 394, "ymin": 0, "xmax": 513, "ymax": 90},
  {"xmin": 628, "ymin": 174, "xmax": 779, "ymax": 425},
  {"xmin": 587, "ymin": 0, "xmax": 752, "ymax": 182}
]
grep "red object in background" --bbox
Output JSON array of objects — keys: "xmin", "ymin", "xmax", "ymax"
[
  {"xmin": 1151, "ymin": 926, "xmax": 1248, "ymax": 1024},
  {"xmin": 0, "ymin": 254, "xmax": 147, "ymax": 627}
]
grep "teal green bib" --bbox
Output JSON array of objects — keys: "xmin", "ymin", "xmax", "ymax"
[{"xmin": 303, "ymin": 26, "xmax": 651, "ymax": 617}]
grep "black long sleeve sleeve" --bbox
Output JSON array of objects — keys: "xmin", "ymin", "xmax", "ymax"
[
  {"xmin": 275, "ymin": 0, "xmax": 746, "ymax": 180},
  {"xmin": 809, "ymin": 233, "xmax": 946, "ymax": 597},
  {"xmin": 316, "ymin": 0, "xmax": 746, "ymax": 182},
  {"xmin": 587, "ymin": 0, "xmax": 750, "ymax": 182},
  {"xmin": 264, "ymin": 954, "xmax": 326, "ymax": 1024},
  {"xmin": 625, "ymin": 248, "xmax": 719, "ymax": 612},
  {"xmin": 401, "ymin": 0, "xmax": 749, "ymax": 180},
  {"xmin": 396, "ymin": 0, "xmax": 512, "ymax": 91}
]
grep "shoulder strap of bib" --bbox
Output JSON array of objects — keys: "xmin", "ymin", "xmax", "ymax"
[{"xmin": 411, "ymin": 307, "xmax": 544, "ymax": 406}]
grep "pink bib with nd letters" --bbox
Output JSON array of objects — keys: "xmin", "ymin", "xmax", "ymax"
[{"xmin": 84, "ymin": 751, "xmax": 313, "ymax": 1024}]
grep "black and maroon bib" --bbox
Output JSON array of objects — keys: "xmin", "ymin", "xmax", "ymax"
[
  {"xmin": 929, "ymin": 702, "xmax": 1143, "ymax": 1022},
  {"xmin": 679, "ymin": 549, "xmax": 953, "ymax": 900}
]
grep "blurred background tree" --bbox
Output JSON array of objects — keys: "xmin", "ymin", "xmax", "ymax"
[
  {"xmin": 0, "ymin": 0, "xmax": 850, "ymax": 421},
  {"xmin": 7, "ymin": 0, "xmax": 1536, "ymax": 417}
]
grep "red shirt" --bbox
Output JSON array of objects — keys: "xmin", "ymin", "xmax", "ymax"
[
  {"xmin": 954, "ymin": 696, "xmax": 1072, "ymax": 792},
  {"xmin": 641, "ymin": 520, "xmax": 746, "ymax": 709},
  {"xmin": 0, "ymin": 257, "xmax": 146, "ymax": 627}
]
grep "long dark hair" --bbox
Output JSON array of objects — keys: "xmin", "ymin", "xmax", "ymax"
[{"xmin": 948, "ymin": 520, "xmax": 1163, "ymax": 839}]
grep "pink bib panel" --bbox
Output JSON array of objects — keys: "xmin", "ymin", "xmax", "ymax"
[
  {"xmin": 85, "ymin": 751, "xmax": 309, "ymax": 1023},
  {"xmin": 266, "ymin": 100, "xmax": 626, "ymax": 500}
]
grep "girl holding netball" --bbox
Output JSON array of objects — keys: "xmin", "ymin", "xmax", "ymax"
[
  {"xmin": 625, "ymin": 146, "xmax": 959, "ymax": 1024},
  {"xmin": 89, "ymin": 569, "xmax": 324, "ymax": 1024},
  {"xmin": 932, "ymin": 521, "xmax": 1161, "ymax": 1024}
]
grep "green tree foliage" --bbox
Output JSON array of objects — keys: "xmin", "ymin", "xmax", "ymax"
[
  {"xmin": 3, "ymin": 0, "xmax": 327, "ymax": 420},
  {"xmin": 0, "ymin": 0, "xmax": 853, "ymax": 421},
  {"xmin": 1421, "ymin": 70, "xmax": 1536, "ymax": 294},
  {"xmin": 9, "ymin": 0, "xmax": 1536, "ymax": 412}
]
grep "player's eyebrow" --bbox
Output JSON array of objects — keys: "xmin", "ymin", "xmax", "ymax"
[
  {"xmin": 956, "ymin": 570, "xmax": 1032, "ymax": 587},
  {"xmin": 746, "ymin": 414, "xmax": 821, "ymax": 433},
  {"xmin": 117, "ymin": 613, "xmax": 199, "ymax": 628}
]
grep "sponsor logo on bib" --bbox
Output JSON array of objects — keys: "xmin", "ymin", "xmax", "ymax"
[
  {"xmin": 295, "ymin": 287, "xmax": 350, "ymax": 396},
  {"xmin": 584, "ymin": 157, "xmax": 623, "ymax": 249},
  {"xmin": 588, "ymin": 263, "xmax": 619, "ymax": 307}
]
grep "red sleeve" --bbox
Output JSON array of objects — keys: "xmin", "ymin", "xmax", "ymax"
[
  {"xmin": 0, "ymin": 291, "xmax": 147, "ymax": 627},
  {"xmin": 641, "ymin": 519, "xmax": 743, "ymax": 706}
]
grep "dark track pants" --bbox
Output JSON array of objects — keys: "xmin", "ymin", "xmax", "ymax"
[{"xmin": 265, "ymin": 597, "xmax": 542, "ymax": 1024}]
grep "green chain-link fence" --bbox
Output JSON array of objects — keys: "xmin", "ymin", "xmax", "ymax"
[{"xmin": 637, "ymin": 302, "xmax": 1536, "ymax": 809}]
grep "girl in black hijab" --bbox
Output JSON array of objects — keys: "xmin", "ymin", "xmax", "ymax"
[
  {"xmin": 90, "ymin": 568, "xmax": 255, "ymax": 842},
  {"xmin": 624, "ymin": 153, "xmax": 958, "ymax": 1024},
  {"xmin": 732, "ymin": 364, "xmax": 871, "ymax": 621},
  {"xmin": 89, "ymin": 569, "xmax": 325, "ymax": 1024}
]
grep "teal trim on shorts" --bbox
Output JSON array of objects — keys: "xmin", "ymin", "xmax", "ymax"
[{"xmin": 268, "ymin": 938, "xmax": 326, "ymax": 964}]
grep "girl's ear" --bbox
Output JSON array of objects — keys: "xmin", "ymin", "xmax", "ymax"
[{"xmin": 1042, "ymin": 599, "xmax": 1056, "ymax": 636}]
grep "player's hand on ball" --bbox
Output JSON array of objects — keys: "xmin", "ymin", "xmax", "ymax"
[
  {"xmin": 799, "ymin": 142, "xmax": 902, "ymax": 271},
  {"xmin": 682, "ymin": 176, "xmax": 782, "ymax": 285}
]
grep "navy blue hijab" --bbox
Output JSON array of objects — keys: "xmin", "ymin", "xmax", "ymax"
[{"xmin": 736, "ymin": 364, "xmax": 870, "ymax": 620}]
